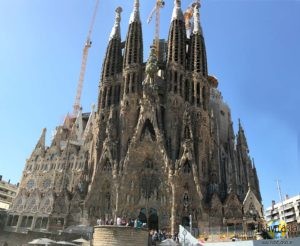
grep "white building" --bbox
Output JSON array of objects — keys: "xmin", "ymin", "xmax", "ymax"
[
  {"xmin": 265, "ymin": 194, "xmax": 300, "ymax": 225},
  {"xmin": 0, "ymin": 175, "xmax": 18, "ymax": 210}
]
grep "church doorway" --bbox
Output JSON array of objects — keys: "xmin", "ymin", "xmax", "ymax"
[
  {"xmin": 138, "ymin": 208, "xmax": 147, "ymax": 224},
  {"xmin": 148, "ymin": 208, "xmax": 158, "ymax": 230},
  {"xmin": 182, "ymin": 216, "xmax": 190, "ymax": 227}
]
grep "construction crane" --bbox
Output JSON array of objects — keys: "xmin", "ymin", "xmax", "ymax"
[
  {"xmin": 147, "ymin": 0, "xmax": 165, "ymax": 59},
  {"xmin": 72, "ymin": 0, "xmax": 100, "ymax": 117},
  {"xmin": 184, "ymin": 0, "xmax": 200, "ymax": 37}
]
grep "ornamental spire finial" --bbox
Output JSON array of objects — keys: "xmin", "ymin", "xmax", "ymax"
[
  {"xmin": 109, "ymin": 7, "xmax": 122, "ymax": 40},
  {"xmin": 129, "ymin": 0, "xmax": 140, "ymax": 23},
  {"xmin": 171, "ymin": 0, "xmax": 184, "ymax": 21},
  {"xmin": 193, "ymin": 2, "xmax": 203, "ymax": 35},
  {"xmin": 145, "ymin": 46, "xmax": 158, "ymax": 79}
]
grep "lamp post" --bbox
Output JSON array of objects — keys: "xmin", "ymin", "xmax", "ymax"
[
  {"xmin": 182, "ymin": 228, "xmax": 187, "ymax": 246},
  {"xmin": 189, "ymin": 214, "xmax": 192, "ymax": 235}
]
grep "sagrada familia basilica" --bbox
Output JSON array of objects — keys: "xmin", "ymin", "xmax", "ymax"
[{"xmin": 6, "ymin": 0, "xmax": 263, "ymax": 235}]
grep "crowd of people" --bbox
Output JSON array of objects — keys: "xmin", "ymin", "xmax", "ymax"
[
  {"xmin": 149, "ymin": 229, "xmax": 179, "ymax": 245},
  {"xmin": 96, "ymin": 217, "xmax": 146, "ymax": 228}
]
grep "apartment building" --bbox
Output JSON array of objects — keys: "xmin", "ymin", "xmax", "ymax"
[
  {"xmin": 265, "ymin": 194, "xmax": 300, "ymax": 225},
  {"xmin": 0, "ymin": 175, "xmax": 18, "ymax": 210}
]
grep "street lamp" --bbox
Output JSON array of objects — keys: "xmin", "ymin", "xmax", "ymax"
[
  {"xmin": 189, "ymin": 214, "xmax": 192, "ymax": 235},
  {"xmin": 182, "ymin": 228, "xmax": 187, "ymax": 246}
]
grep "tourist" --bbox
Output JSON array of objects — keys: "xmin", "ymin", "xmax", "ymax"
[
  {"xmin": 116, "ymin": 217, "xmax": 121, "ymax": 226},
  {"xmin": 134, "ymin": 219, "xmax": 138, "ymax": 228},
  {"xmin": 121, "ymin": 217, "xmax": 126, "ymax": 226}
]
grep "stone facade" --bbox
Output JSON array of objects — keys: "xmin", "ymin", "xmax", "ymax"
[
  {"xmin": 6, "ymin": 0, "xmax": 263, "ymax": 235},
  {"xmin": 93, "ymin": 226, "xmax": 149, "ymax": 246}
]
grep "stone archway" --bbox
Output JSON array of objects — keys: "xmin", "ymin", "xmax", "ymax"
[
  {"xmin": 182, "ymin": 216, "xmax": 190, "ymax": 227},
  {"xmin": 138, "ymin": 208, "xmax": 147, "ymax": 224},
  {"xmin": 148, "ymin": 208, "xmax": 158, "ymax": 230}
]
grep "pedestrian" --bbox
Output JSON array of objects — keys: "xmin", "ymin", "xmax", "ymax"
[
  {"xmin": 96, "ymin": 218, "xmax": 101, "ymax": 225},
  {"xmin": 117, "ymin": 217, "xmax": 121, "ymax": 226}
]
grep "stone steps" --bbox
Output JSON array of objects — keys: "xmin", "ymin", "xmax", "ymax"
[{"xmin": 93, "ymin": 226, "xmax": 149, "ymax": 246}]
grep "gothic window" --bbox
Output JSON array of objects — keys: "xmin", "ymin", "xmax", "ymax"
[
  {"xmin": 27, "ymin": 179, "xmax": 35, "ymax": 189},
  {"xmin": 141, "ymin": 119, "xmax": 156, "ymax": 141},
  {"xmin": 196, "ymin": 83, "xmax": 200, "ymax": 106},
  {"xmin": 183, "ymin": 160, "xmax": 191, "ymax": 174},
  {"xmin": 140, "ymin": 174, "xmax": 159, "ymax": 199},
  {"xmin": 20, "ymin": 216, "xmax": 27, "ymax": 227},
  {"xmin": 35, "ymin": 217, "xmax": 42, "ymax": 229},
  {"xmin": 39, "ymin": 218, "xmax": 47, "ymax": 229},
  {"xmin": 191, "ymin": 83, "xmax": 195, "ymax": 104},
  {"xmin": 183, "ymin": 193, "xmax": 189, "ymax": 203},
  {"xmin": 102, "ymin": 159, "xmax": 112, "ymax": 172},
  {"xmin": 185, "ymin": 79, "xmax": 189, "ymax": 101},
  {"xmin": 127, "ymin": 138, "xmax": 131, "ymax": 149},
  {"xmin": 174, "ymin": 30, "xmax": 179, "ymax": 62},
  {"xmin": 179, "ymin": 74, "xmax": 183, "ymax": 96},
  {"xmin": 202, "ymin": 86, "xmax": 206, "ymax": 109},
  {"xmin": 140, "ymin": 159, "xmax": 159, "ymax": 199},
  {"xmin": 183, "ymin": 192, "xmax": 190, "ymax": 211},
  {"xmin": 168, "ymin": 71, "xmax": 172, "ymax": 91},
  {"xmin": 105, "ymin": 192, "xmax": 111, "ymax": 211},
  {"xmin": 184, "ymin": 126, "xmax": 191, "ymax": 139},
  {"xmin": 145, "ymin": 159, "xmax": 154, "ymax": 169},
  {"xmin": 102, "ymin": 87, "xmax": 107, "ymax": 108},
  {"xmin": 26, "ymin": 216, "xmax": 33, "ymax": 228},
  {"xmin": 7, "ymin": 215, "xmax": 13, "ymax": 226},
  {"xmin": 174, "ymin": 71, "xmax": 178, "ymax": 93},
  {"xmin": 125, "ymin": 74, "xmax": 130, "ymax": 94},
  {"xmin": 43, "ymin": 179, "xmax": 51, "ymax": 189},
  {"xmin": 132, "ymin": 73, "xmax": 135, "ymax": 93},
  {"xmin": 11, "ymin": 215, "xmax": 19, "ymax": 226},
  {"xmin": 107, "ymin": 86, "xmax": 112, "ymax": 107},
  {"xmin": 115, "ymin": 85, "xmax": 120, "ymax": 103}
]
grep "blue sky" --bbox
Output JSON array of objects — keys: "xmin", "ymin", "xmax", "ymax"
[{"xmin": 0, "ymin": 0, "xmax": 299, "ymax": 209}]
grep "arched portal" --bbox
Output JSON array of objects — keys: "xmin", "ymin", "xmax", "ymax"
[
  {"xmin": 182, "ymin": 216, "xmax": 190, "ymax": 227},
  {"xmin": 148, "ymin": 208, "xmax": 158, "ymax": 230},
  {"xmin": 138, "ymin": 208, "xmax": 147, "ymax": 224}
]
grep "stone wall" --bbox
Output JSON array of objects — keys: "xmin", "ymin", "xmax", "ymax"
[
  {"xmin": 93, "ymin": 226, "xmax": 149, "ymax": 246},
  {"xmin": 0, "ymin": 230, "xmax": 86, "ymax": 246}
]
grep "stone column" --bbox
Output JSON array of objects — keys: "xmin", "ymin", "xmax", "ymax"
[{"xmin": 171, "ymin": 182, "xmax": 179, "ymax": 235}]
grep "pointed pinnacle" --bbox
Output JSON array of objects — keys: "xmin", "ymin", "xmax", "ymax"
[
  {"xmin": 193, "ymin": 3, "xmax": 203, "ymax": 35},
  {"xmin": 109, "ymin": 7, "xmax": 122, "ymax": 40},
  {"xmin": 129, "ymin": 0, "xmax": 140, "ymax": 23},
  {"xmin": 171, "ymin": 0, "xmax": 184, "ymax": 21}
]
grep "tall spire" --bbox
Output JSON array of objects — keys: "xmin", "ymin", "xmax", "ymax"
[
  {"xmin": 34, "ymin": 128, "xmax": 46, "ymax": 150},
  {"xmin": 237, "ymin": 119, "xmax": 249, "ymax": 151},
  {"xmin": 167, "ymin": 0, "xmax": 186, "ymax": 67},
  {"xmin": 193, "ymin": 3, "xmax": 202, "ymax": 35},
  {"xmin": 129, "ymin": 0, "xmax": 140, "ymax": 23},
  {"xmin": 109, "ymin": 7, "xmax": 122, "ymax": 40},
  {"xmin": 99, "ymin": 7, "xmax": 123, "ymax": 110},
  {"xmin": 123, "ymin": 0, "xmax": 143, "ymax": 68},
  {"xmin": 171, "ymin": 0, "xmax": 184, "ymax": 21},
  {"xmin": 187, "ymin": 2, "xmax": 207, "ymax": 77},
  {"xmin": 122, "ymin": 0, "xmax": 144, "ymax": 98}
]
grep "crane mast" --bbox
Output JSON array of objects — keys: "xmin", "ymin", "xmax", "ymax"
[
  {"xmin": 73, "ymin": 0, "xmax": 100, "ymax": 117},
  {"xmin": 147, "ymin": 0, "xmax": 165, "ymax": 59}
]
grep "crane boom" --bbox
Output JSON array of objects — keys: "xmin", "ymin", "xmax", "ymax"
[{"xmin": 73, "ymin": 0, "xmax": 100, "ymax": 116}]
